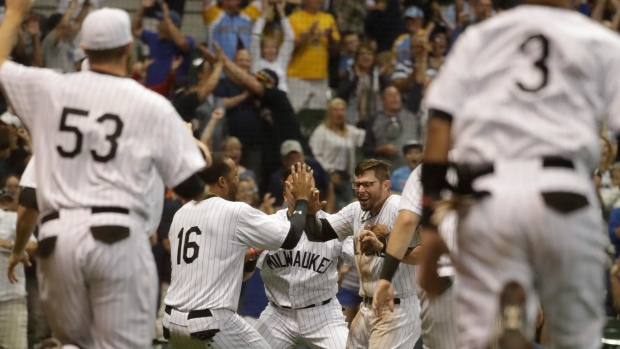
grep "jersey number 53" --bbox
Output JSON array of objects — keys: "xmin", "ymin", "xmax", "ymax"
[{"xmin": 57, "ymin": 107, "xmax": 124, "ymax": 163}]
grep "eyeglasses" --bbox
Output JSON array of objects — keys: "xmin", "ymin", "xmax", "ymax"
[{"xmin": 351, "ymin": 181, "xmax": 377, "ymax": 190}]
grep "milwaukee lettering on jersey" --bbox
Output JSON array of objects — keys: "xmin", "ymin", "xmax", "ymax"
[{"xmin": 264, "ymin": 250, "xmax": 333, "ymax": 273}]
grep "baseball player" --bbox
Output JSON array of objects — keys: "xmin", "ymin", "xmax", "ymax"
[
  {"xmin": 375, "ymin": 1, "xmax": 620, "ymax": 348},
  {"xmin": 163, "ymin": 155, "xmax": 316, "ymax": 349},
  {"xmin": 304, "ymin": 159, "xmax": 422, "ymax": 349},
  {"xmin": 373, "ymin": 163, "xmax": 459, "ymax": 349},
  {"xmin": 2, "ymin": 4, "xmax": 211, "ymax": 348},
  {"xmin": 254, "ymin": 166, "xmax": 351, "ymax": 349}
]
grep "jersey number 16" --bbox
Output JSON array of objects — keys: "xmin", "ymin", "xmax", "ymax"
[{"xmin": 177, "ymin": 226, "xmax": 201, "ymax": 265}]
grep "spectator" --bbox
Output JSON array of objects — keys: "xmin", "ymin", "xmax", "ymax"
[
  {"xmin": 331, "ymin": 0, "xmax": 367, "ymax": 35},
  {"xmin": 611, "ymin": 257, "xmax": 620, "ymax": 314},
  {"xmin": 132, "ymin": 56, "xmax": 184, "ymax": 97},
  {"xmin": 392, "ymin": 5, "xmax": 424, "ymax": 64},
  {"xmin": 1, "ymin": 173, "xmax": 20, "ymax": 211},
  {"xmin": 364, "ymin": 0, "xmax": 404, "ymax": 52},
  {"xmin": 0, "ymin": 188, "xmax": 37, "ymax": 349},
  {"xmin": 213, "ymin": 44, "xmax": 311, "ymax": 190},
  {"xmin": 389, "ymin": 140, "xmax": 422, "ymax": 193},
  {"xmin": 600, "ymin": 163, "xmax": 620, "ymax": 219},
  {"xmin": 597, "ymin": 135, "xmax": 615, "ymax": 189},
  {"xmin": 212, "ymin": 49, "xmax": 263, "ymax": 181},
  {"xmin": 287, "ymin": 0, "xmax": 340, "ymax": 112},
  {"xmin": 42, "ymin": 1, "xmax": 90, "ymax": 72},
  {"xmin": 268, "ymin": 139, "xmax": 330, "ymax": 208},
  {"xmin": 221, "ymin": 136, "xmax": 256, "ymax": 182},
  {"xmin": 363, "ymin": 86, "xmax": 421, "ymax": 169},
  {"xmin": 0, "ymin": 112, "xmax": 30, "ymax": 176},
  {"xmin": 337, "ymin": 31, "xmax": 359, "ymax": 78},
  {"xmin": 12, "ymin": 13, "xmax": 43, "ymax": 67},
  {"xmin": 57, "ymin": 0, "xmax": 103, "ymax": 15},
  {"xmin": 133, "ymin": 0, "xmax": 193, "ymax": 86},
  {"xmin": 203, "ymin": 0, "xmax": 263, "ymax": 60},
  {"xmin": 337, "ymin": 42, "xmax": 389, "ymax": 128},
  {"xmin": 309, "ymin": 98, "xmax": 365, "ymax": 210},
  {"xmin": 426, "ymin": 30, "xmax": 447, "ymax": 78},
  {"xmin": 250, "ymin": 0, "xmax": 294, "ymax": 93},
  {"xmin": 392, "ymin": 22, "xmax": 435, "ymax": 113},
  {"xmin": 450, "ymin": 0, "xmax": 492, "ymax": 46},
  {"xmin": 198, "ymin": 107, "xmax": 227, "ymax": 153}
]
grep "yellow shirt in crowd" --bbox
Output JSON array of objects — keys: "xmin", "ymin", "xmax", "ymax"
[{"xmin": 287, "ymin": 10, "xmax": 340, "ymax": 80}]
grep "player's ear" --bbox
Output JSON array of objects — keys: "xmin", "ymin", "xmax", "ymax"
[
  {"xmin": 218, "ymin": 176, "xmax": 227, "ymax": 188},
  {"xmin": 384, "ymin": 180, "xmax": 391, "ymax": 191}
]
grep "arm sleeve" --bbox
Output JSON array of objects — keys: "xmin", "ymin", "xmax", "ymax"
[
  {"xmin": 398, "ymin": 166, "xmax": 423, "ymax": 215},
  {"xmin": 242, "ymin": 0, "xmax": 263, "ymax": 21},
  {"xmin": 0, "ymin": 62, "xmax": 59, "ymax": 129},
  {"xmin": 153, "ymin": 104, "xmax": 207, "ymax": 188},
  {"xmin": 425, "ymin": 29, "xmax": 476, "ymax": 116},
  {"xmin": 203, "ymin": 2, "xmax": 222, "ymax": 24},
  {"xmin": 235, "ymin": 205, "xmax": 290, "ymax": 250},
  {"xmin": 250, "ymin": 17, "xmax": 266, "ymax": 72},
  {"xmin": 278, "ymin": 17, "xmax": 295, "ymax": 69},
  {"xmin": 325, "ymin": 203, "xmax": 357, "ymax": 241}
]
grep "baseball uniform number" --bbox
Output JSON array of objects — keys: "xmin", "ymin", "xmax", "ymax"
[
  {"xmin": 57, "ymin": 107, "xmax": 124, "ymax": 162},
  {"xmin": 517, "ymin": 34, "xmax": 550, "ymax": 93},
  {"xmin": 176, "ymin": 226, "xmax": 201, "ymax": 265}
]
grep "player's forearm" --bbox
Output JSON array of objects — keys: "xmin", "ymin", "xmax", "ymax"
[
  {"xmin": 12, "ymin": 205, "xmax": 39, "ymax": 256},
  {"xmin": 424, "ymin": 112, "xmax": 452, "ymax": 164},
  {"xmin": 385, "ymin": 212, "xmax": 420, "ymax": 260},
  {"xmin": 0, "ymin": 10, "xmax": 28, "ymax": 67},
  {"xmin": 280, "ymin": 200, "xmax": 309, "ymax": 249},
  {"xmin": 303, "ymin": 216, "xmax": 339, "ymax": 242},
  {"xmin": 611, "ymin": 274, "xmax": 620, "ymax": 310}
]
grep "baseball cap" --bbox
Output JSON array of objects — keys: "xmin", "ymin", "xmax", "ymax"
[
  {"xmin": 280, "ymin": 140, "xmax": 303, "ymax": 156},
  {"xmin": 155, "ymin": 10, "xmax": 183, "ymax": 27},
  {"xmin": 255, "ymin": 68, "xmax": 279, "ymax": 88},
  {"xmin": 81, "ymin": 8, "xmax": 133, "ymax": 51},
  {"xmin": 404, "ymin": 6, "xmax": 424, "ymax": 19},
  {"xmin": 0, "ymin": 111, "xmax": 21, "ymax": 128},
  {"xmin": 402, "ymin": 139, "xmax": 423, "ymax": 153}
]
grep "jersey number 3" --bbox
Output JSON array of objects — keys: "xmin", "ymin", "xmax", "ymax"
[
  {"xmin": 516, "ymin": 34, "xmax": 550, "ymax": 93},
  {"xmin": 177, "ymin": 227, "xmax": 201, "ymax": 264},
  {"xmin": 57, "ymin": 107, "xmax": 124, "ymax": 162}
]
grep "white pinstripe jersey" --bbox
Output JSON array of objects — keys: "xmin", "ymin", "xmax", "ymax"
[
  {"xmin": 164, "ymin": 197, "xmax": 290, "ymax": 312},
  {"xmin": 257, "ymin": 209, "xmax": 355, "ymax": 308},
  {"xmin": 426, "ymin": 6, "xmax": 620, "ymax": 171},
  {"xmin": 0, "ymin": 62, "xmax": 205, "ymax": 222},
  {"xmin": 327, "ymin": 195, "xmax": 420, "ymax": 298},
  {"xmin": 17, "ymin": 157, "xmax": 164, "ymax": 236},
  {"xmin": 400, "ymin": 166, "xmax": 457, "ymax": 277}
]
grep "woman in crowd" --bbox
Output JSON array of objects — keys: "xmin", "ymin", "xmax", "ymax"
[
  {"xmin": 426, "ymin": 30, "xmax": 447, "ymax": 79},
  {"xmin": 309, "ymin": 98, "xmax": 365, "ymax": 210},
  {"xmin": 337, "ymin": 42, "xmax": 389, "ymax": 129}
]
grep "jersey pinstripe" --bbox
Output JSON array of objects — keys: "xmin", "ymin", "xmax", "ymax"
[
  {"xmin": 257, "ymin": 209, "xmax": 354, "ymax": 308},
  {"xmin": 0, "ymin": 63, "xmax": 206, "ymax": 222},
  {"xmin": 326, "ymin": 195, "xmax": 419, "ymax": 298},
  {"xmin": 399, "ymin": 165, "xmax": 458, "ymax": 349},
  {"xmin": 254, "ymin": 209, "xmax": 351, "ymax": 349},
  {"xmin": 165, "ymin": 197, "xmax": 290, "ymax": 312}
]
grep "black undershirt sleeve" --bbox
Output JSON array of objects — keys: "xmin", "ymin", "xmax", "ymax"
[{"xmin": 280, "ymin": 200, "xmax": 309, "ymax": 249}]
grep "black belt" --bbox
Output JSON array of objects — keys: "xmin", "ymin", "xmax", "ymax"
[
  {"xmin": 41, "ymin": 206, "xmax": 130, "ymax": 225},
  {"xmin": 362, "ymin": 296, "xmax": 401, "ymax": 306},
  {"xmin": 272, "ymin": 298, "xmax": 332, "ymax": 310},
  {"xmin": 165, "ymin": 305, "xmax": 213, "ymax": 319},
  {"xmin": 456, "ymin": 156, "xmax": 574, "ymax": 196}
]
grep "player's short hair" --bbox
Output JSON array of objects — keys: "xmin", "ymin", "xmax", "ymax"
[
  {"xmin": 198, "ymin": 152, "xmax": 233, "ymax": 185},
  {"xmin": 85, "ymin": 45, "xmax": 129, "ymax": 65},
  {"xmin": 354, "ymin": 159, "xmax": 391, "ymax": 182},
  {"xmin": 280, "ymin": 163, "xmax": 312, "ymax": 185}
]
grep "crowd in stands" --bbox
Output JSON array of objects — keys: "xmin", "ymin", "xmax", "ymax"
[{"xmin": 1, "ymin": 0, "xmax": 620, "ymax": 347}]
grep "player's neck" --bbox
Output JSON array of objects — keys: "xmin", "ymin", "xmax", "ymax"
[
  {"xmin": 368, "ymin": 194, "xmax": 391, "ymax": 216},
  {"xmin": 524, "ymin": 0, "xmax": 570, "ymax": 8},
  {"xmin": 88, "ymin": 63, "xmax": 127, "ymax": 77}
]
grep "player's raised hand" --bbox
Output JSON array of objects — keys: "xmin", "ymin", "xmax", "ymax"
[
  {"xmin": 6, "ymin": 0, "xmax": 35, "ymax": 16},
  {"xmin": 287, "ymin": 162, "xmax": 314, "ymax": 201},
  {"xmin": 372, "ymin": 279, "xmax": 395, "ymax": 317},
  {"xmin": 307, "ymin": 187, "xmax": 326, "ymax": 214},
  {"xmin": 7, "ymin": 250, "xmax": 31, "ymax": 284}
]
